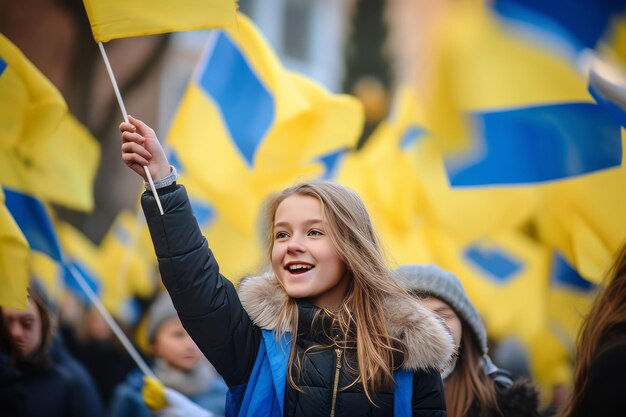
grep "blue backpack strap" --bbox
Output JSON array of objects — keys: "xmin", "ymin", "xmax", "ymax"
[
  {"xmin": 229, "ymin": 330, "xmax": 292, "ymax": 417},
  {"xmin": 393, "ymin": 369, "xmax": 413, "ymax": 417}
]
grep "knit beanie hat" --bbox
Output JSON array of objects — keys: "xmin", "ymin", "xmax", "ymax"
[
  {"xmin": 395, "ymin": 264, "xmax": 488, "ymax": 356},
  {"xmin": 147, "ymin": 292, "xmax": 179, "ymax": 343}
]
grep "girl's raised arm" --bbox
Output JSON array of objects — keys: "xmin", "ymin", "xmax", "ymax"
[{"xmin": 119, "ymin": 117, "xmax": 262, "ymax": 387}]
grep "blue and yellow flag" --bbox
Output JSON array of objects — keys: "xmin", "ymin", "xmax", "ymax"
[
  {"xmin": 56, "ymin": 221, "xmax": 103, "ymax": 307},
  {"xmin": 98, "ymin": 209, "xmax": 158, "ymax": 309},
  {"xmin": 548, "ymin": 252, "xmax": 598, "ymax": 349},
  {"xmin": 525, "ymin": 252, "xmax": 599, "ymax": 396},
  {"xmin": 336, "ymin": 87, "xmax": 434, "ymax": 265},
  {"xmin": 3, "ymin": 187, "xmax": 62, "ymax": 262},
  {"xmin": 0, "ymin": 188, "xmax": 29, "ymax": 309},
  {"xmin": 492, "ymin": 0, "xmax": 626, "ymax": 53},
  {"xmin": 410, "ymin": 136, "xmax": 540, "ymax": 244},
  {"xmin": 82, "ymin": 0, "xmax": 237, "ymax": 42},
  {"xmin": 168, "ymin": 13, "xmax": 363, "ymax": 235},
  {"xmin": 430, "ymin": 229, "xmax": 549, "ymax": 342},
  {"xmin": 2, "ymin": 187, "xmax": 63, "ymax": 309},
  {"xmin": 536, "ymin": 132, "xmax": 626, "ymax": 283},
  {"xmin": 169, "ymin": 149, "xmax": 263, "ymax": 282},
  {"xmin": 425, "ymin": 3, "xmax": 623, "ymax": 186}
]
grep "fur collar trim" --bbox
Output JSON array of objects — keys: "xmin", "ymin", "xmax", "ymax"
[{"xmin": 238, "ymin": 273, "xmax": 454, "ymax": 371}]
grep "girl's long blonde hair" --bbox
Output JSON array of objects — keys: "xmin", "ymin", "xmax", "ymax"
[
  {"xmin": 262, "ymin": 181, "xmax": 412, "ymax": 404},
  {"xmin": 558, "ymin": 243, "xmax": 626, "ymax": 417}
]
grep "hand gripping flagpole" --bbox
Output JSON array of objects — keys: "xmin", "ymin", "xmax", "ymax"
[{"xmin": 98, "ymin": 42, "xmax": 164, "ymax": 215}]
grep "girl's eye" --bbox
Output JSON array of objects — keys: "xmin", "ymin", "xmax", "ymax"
[
  {"xmin": 275, "ymin": 231, "xmax": 288, "ymax": 239},
  {"xmin": 308, "ymin": 229, "xmax": 323, "ymax": 236}
]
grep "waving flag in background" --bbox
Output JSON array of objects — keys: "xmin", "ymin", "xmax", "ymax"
[
  {"xmin": 336, "ymin": 87, "xmax": 434, "ymax": 265},
  {"xmin": 492, "ymin": 0, "xmax": 626, "ymax": 53},
  {"xmin": 167, "ymin": 13, "xmax": 363, "ymax": 249},
  {"xmin": 1, "ymin": 187, "xmax": 62, "ymax": 309},
  {"xmin": 98, "ymin": 210, "xmax": 157, "ymax": 309},
  {"xmin": 82, "ymin": 0, "xmax": 236, "ymax": 43},
  {"xmin": 0, "ymin": 34, "xmax": 66, "ymax": 152},
  {"xmin": 56, "ymin": 222, "xmax": 103, "ymax": 305},
  {"xmin": 169, "ymin": 151, "xmax": 263, "ymax": 280},
  {"xmin": 548, "ymin": 253, "xmax": 598, "ymax": 348},
  {"xmin": 536, "ymin": 132, "xmax": 626, "ymax": 283},
  {"xmin": 0, "ymin": 35, "xmax": 101, "ymax": 308},
  {"xmin": 3, "ymin": 187, "xmax": 62, "ymax": 262},
  {"xmin": 0, "ymin": 188, "xmax": 30, "ymax": 309},
  {"xmin": 425, "ymin": 2, "xmax": 623, "ymax": 187},
  {"xmin": 0, "ymin": 34, "xmax": 100, "ymax": 212},
  {"xmin": 0, "ymin": 114, "xmax": 100, "ymax": 212},
  {"xmin": 430, "ymin": 229, "xmax": 549, "ymax": 342},
  {"xmin": 525, "ymin": 253, "xmax": 599, "ymax": 395}
]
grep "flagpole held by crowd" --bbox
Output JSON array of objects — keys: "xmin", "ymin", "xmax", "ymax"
[{"xmin": 97, "ymin": 42, "xmax": 164, "ymax": 215}]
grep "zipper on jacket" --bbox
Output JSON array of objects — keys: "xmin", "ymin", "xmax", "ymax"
[{"xmin": 330, "ymin": 348, "xmax": 343, "ymax": 417}]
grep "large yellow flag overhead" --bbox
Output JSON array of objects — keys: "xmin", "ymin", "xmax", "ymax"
[
  {"xmin": 0, "ymin": 188, "xmax": 29, "ymax": 309},
  {"xmin": 82, "ymin": 0, "xmax": 237, "ymax": 42}
]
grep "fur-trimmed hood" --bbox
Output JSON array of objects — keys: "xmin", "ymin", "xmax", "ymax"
[{"xmin": 238, "ymin": 272, "xmax": 455, "ymax": 372}]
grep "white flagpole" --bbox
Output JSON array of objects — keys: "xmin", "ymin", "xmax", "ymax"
[{"xmin": 97, "ymin": 42, "xmax": 164, "ymax": 215}]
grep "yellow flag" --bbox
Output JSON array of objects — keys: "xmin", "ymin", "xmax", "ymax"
[
  {"xmin": 0, "ymin": 33, "xmax": 66, "ymax": 155},
  {"xmin": 430, "ymin": 229, "xmax": 549, "ymax": 342},
  {"xmin": 0, "ymin": 189, "xmax": 29, "ymax": 309},
  {"xmin": 171, "ymin": 160, "xmax": 264, "ymax": 282},
  {"xmin": 99, "ymin": 209, "xmax": 157, "ymax": 307},
  {"xmin": 336, "ymin": 87, "xmax": 434, "ymax": 265},
  {"xmin": 0, "ymin": 114, "xmax": 100, "ymax": 211},
  {"xmin": 82, "ymin": 0, "xmax": 237, "ymax": 43},
  {"xmin": 30, "ymin": 251, "xmax": 63, "ymax": 304},
  {"xmin": 527, "ymin": 328, "xmax": 574, "ymax": 398}
]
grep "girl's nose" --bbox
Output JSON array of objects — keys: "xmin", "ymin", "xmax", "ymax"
[{"xmin": 286, "ymin": 234, "xmax": 306, "ymax": 253}]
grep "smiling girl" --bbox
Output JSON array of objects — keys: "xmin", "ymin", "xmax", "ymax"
[{"xmin": 120, "ymin": 116, "xmax": 454, "ymax": 416}]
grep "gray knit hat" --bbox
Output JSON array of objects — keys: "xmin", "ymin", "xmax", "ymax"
[
  {"xmin": 147, "ymin": 292, "xmax": 179, "ymax": 343},
  {"xmin": 395, "ymin": 264, "xmax": 488, "ymax": 356}
]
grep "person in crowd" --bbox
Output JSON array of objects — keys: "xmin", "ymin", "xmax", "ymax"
[
  {"xmin": 396, "ymin": 264, "xmax": 540, "ymax": 417},
  {"xmin": 60, "ymin": 302, "xmax": 137, "ymax": 406},
  {"xmin": 0, "ymin": 314, "xmax": 27, "ymax": 417},
  {"xmin": 119, "ymin": 115, "xmax": 454, "ymax": 416},
  {"xmin": 109, "ymin": 291, "xmax": 228, "ymax": 417},
  {"xmin": 558, "ymin": 243, "xmax": 626, "ymax": 417},
  {"xmin": 0, "ymin": 280, "xmax": 102, "ymax": 417}
]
